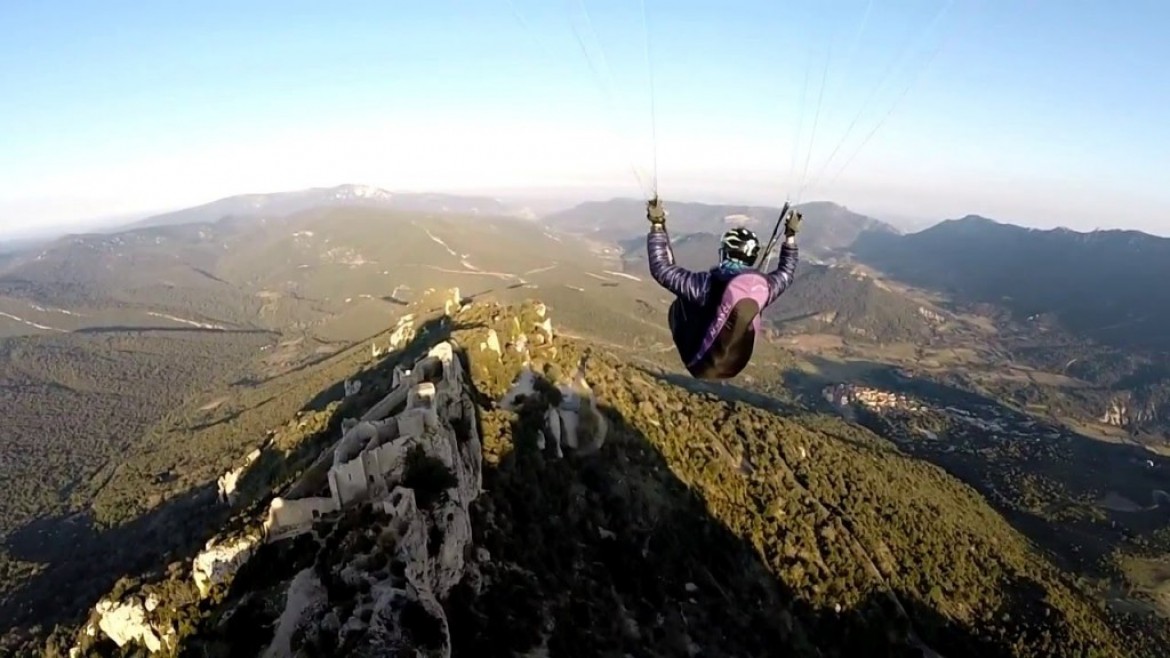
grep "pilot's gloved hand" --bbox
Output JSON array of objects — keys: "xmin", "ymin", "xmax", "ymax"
[
  {"xmin": 784, "ymin": 211, "xmax": 803, "ymax": 237},
  {"xmin": 647, "ymin": 197, "xmax": 667, "ymax": 227}
]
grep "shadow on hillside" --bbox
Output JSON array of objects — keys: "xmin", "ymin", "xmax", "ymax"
[
  {"xmin": 296, "ymin": 315, "xmax": 485, "ymax": 417},
  {"xmin": 772, "ymin": 310, "xmax": 833, "ymax": 325},
  {"xmin": 240, "ymin": 314, "xmax": 483, "ymax": 394},
  {"xmin": 187, "ymin": 395, "xmax": 282, "ymax": 433},
  {"xmin": 444, "ymin": 363, "xmax": 1013, "ymax": 657},
  {"xmin": 71, "ymin": 326, "xmax": 273, "ymax": 335},
  {"xmin": 640, "ymin": 367, "xmax": 802, "ymax": 416},
  {"xmin": 779, "ymin": 354, "xmax": 903, "ymax": 393},
  {"xmin": 0, "ymin": 315, "xmax": 482, "ymax": 652},
  {"xmin": 235, "ymin": 316, "xmax": 492, "ymax": 508},
  {"xmin": 0, "ymin": 484, "xmax": 222, "ymax": 641},
  {"xmin": 784, "ymin": 354, "xmax": 1170, "ymax": 576}
]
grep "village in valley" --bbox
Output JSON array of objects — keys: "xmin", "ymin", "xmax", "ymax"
[{"xmin": 819, "ymin": 373, "xmax": 1170, "ymax": 540}]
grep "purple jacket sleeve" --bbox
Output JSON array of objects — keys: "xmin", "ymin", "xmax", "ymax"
[
  {"xmin": 764, "ymin": 241, "xmax": 798, "ymax": 307},
  {"xmin": 647, "ymin": 226, "xmax": 710, "ymax": 306}
]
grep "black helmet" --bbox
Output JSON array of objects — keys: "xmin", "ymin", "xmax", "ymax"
[{"xmin": 719, "ymin": 227, "xmax": 760, "ymax": 265}]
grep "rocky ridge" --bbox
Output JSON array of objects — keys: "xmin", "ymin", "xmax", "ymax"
[{"xmin": 62, "ymin": 292, "xmax": 609, "ymax": 657}]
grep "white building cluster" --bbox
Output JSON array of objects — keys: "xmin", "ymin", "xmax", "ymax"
[{"xmin": 823, "ymin": 383, "xmax": 922, "ymax": 413}]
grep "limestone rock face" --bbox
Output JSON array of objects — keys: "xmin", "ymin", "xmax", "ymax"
[
  {"xmin": 193, "ymin": 535, "xmax": 259, "ymax": 598},
  {"xmin": 345, "ymin": 378, "xmax": 362, "ymax": 398},
  {"xmin": 499, "ymin": 355, "xmax": 607, "ymax": 458},
  {"xmin": 388, "ymin": 313, "xmax": 415, "ymax": 350},
  {"xmin": 94, "ymin": 598, "xmax": 164, "ymax": 653},
  {"xmin": 444, "ymin": 287, "xmax": 464, "ymax": 315},
  {"xmin": 217, "ymin": 448, "xmax": 261, "ymax": 506},
  {"xmin": 1099, "ymin": 395, "xmax": 1159, "ymax": 429},
  {"xmin": 481, "ymin": 329, "xmax": 501, "ymax": 357}
]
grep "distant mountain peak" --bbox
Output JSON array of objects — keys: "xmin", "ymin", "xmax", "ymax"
[
  {"xmin": 914, "ymin": 215, "xmax": 1014, "ymax": 237},
  {"xmin": 127, "ymin": 185, "xmax": 525, "ymax": 230},
  {"xmin": 928, "ymin": 215, "xmax": 1168, "ymax": 244},
  {"xmin": 325, "ymin": 184, "xmax": 393, "ymax": 200},
  {"xmin": 722, "ymin": 213, "xmax": 756, "ymax": 225},
  {"xmin": 796, "ymin": 200, "xmax": 852, "ymax": 212},
  {"xmin": 944, "ymin": 214, "xmax": 1000, "ymax": 227},
  {"xmin": 852, "ymin": 210, "xmax": 1170, "ymax": 349}
]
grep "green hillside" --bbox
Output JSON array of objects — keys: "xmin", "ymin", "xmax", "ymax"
[{"xmin": 31, "ymin": 299, "xmax": 1170, "ymax": 657}]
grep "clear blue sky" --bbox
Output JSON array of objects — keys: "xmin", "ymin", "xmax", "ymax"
[{"xmin": 1, "ymin": 0, "xmax": 1167, "ymax": 237}]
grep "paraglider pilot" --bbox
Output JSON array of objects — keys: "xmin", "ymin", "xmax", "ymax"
[{"xmin": 646, "ymin": 197, "xmax": 800, "ymax": 379}]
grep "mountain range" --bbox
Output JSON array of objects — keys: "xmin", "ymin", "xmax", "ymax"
[
  {"xmin": 129, "ymin": 184, "xmax": 540, "ymax": 230},
  {"xmin": 545, "ymin": 198, "xmax": 899, "ymax": 258},
  {"xmin": 3, "ymin": 185, "xmax": 1170, "ymax": 656},
  {"xmin": 852, "ymin": 215, "xmax": 1170, "ymax": 350}
]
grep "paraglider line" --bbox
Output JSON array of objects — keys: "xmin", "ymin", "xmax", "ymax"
[
  {"xmin": 789, "ymin": 55, "xmax": 812, "ymax": 193},
  {"xmin": 641, "ymin": 0, "xmax": 659, "ymax": 198},
  {"xmin": 808, "ymin": 0, "xmax": 954, "ymax": 194},
  {"xmin": 826, "ymin": 0, "xmax": 958, "ymax": 188},
  {"xmin": 565, "ymin": 0, "xmax": 653, "ymax": 196},
  {"xmin": 796, "ymin": 40, "xmax": 832, "ymax": 204},
  {"xmin": 504, "ymin": 0, "xmax": 651, "ymax": 195}
]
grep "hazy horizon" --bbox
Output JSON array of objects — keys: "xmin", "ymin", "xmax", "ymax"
[
  {"xmin": 2, "ymin": 1, "xmax": 1167, "ymax": 237},
  {"xmin": 6, "ymin": 182, "xmax": 1166, "ymax": 247}
]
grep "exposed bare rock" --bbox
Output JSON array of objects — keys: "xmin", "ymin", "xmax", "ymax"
[
  {"xmin": 217, "ymin": 447, "xmax": 262, "ymax": 505},
  {"xmin": 389, "ymin": 313, "xmax": 415, "ymax": 350},
  {"xmin": 94, "ymin": 598, "xmax": 166, "ymax": 654},
  {"xmin": 499, "ymin": 353, "xmax": 607, "ymax": 459},
  {"xmin": 193, "ymin": 535, "xmax": 260, "ymax": 598},
  {"xmin": 345, "ymin": 378, "xmax": 362, "ymax": 398}
]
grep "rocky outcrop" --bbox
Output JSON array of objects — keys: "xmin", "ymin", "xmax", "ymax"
[
  {"xmin": 1100, "ymin": 399, "xmax": 1124, "ymax": 427},
  {"xmin": 242, "ymin": 295, "xmax": 582, "ymax": 656},
  {"xmin": 68, "ymin": 292, "xmax": 488, "ymax": 656},
  {"xmin": 1099, "ymin": 394, "xmax": 1159, "ymax": 429},
  {"xmin": 344, "ymin": 378, "xmax": 362, "ymax": 398},
  {"xmin": 499, "ymin": 357, "xmax": 608, "ymax": 458},
  {"xmin": 192, "ymin": 535, "xmax": 260, "ymax": 598},
  {"xmin": 76, "ymin": 527, "xmax": 259, "ymax": 655},
  {"xmin": 917, "ymin": 306, "xmax": 946, "ymax": 324},
  {"xmin": 92, "ymin": 597, "xmax": 171, "ymax": 655},
  {"xmin": 388, "ymin": 313, "xmax": 416, "ymax": 351},
  {"xmin": 216, "ymin": 448, "xmax": 262, "ymax": 506}
]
